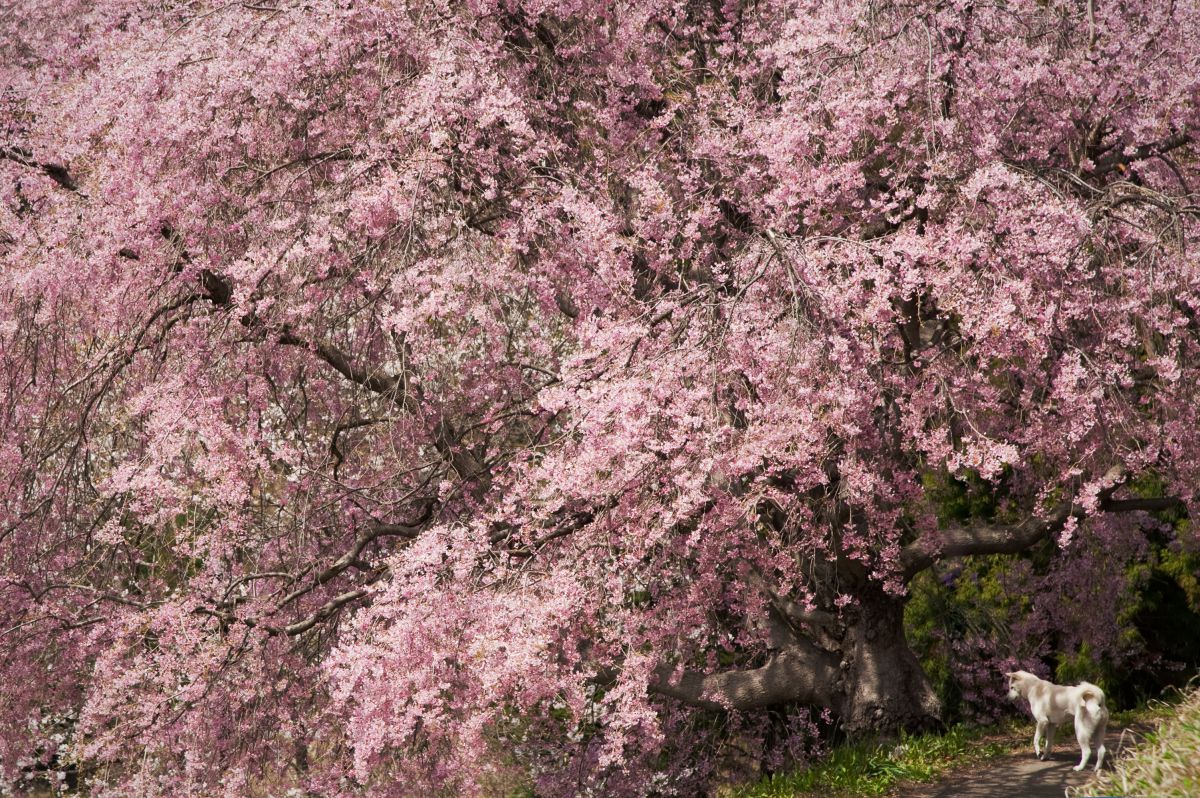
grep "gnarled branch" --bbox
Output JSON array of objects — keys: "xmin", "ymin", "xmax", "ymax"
[{"xmin": 647, "ymin": 641, "xmax": 840, "ymax": 712}]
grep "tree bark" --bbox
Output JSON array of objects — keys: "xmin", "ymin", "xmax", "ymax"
[
  {"xmin": 648, "ymin": 639, "xmax": 840, "ymax": 712},
  {"xmin": 837, "ymin": 584, "xmax": 942, "ymax": 733}
]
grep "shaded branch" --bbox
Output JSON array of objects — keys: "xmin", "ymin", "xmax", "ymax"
[
  {"xmin": 196, "ymin": 502, "xmax": 435, "ymax": 636},
  {"xmin": 488, "ymin": 495, "xmax": 619, "ymax": 548},
  {"xmin": 900, "ymin": 508, "xmax": 1080, "ymax": 576},
  {"xmin": 646, "ymin": 642, "xmax": 840, "ymax": 711},
  {"xmin": 199, "ymin": 583, "xmax": 377, "ymax": 638},
  {"xmin": 1102, "ymin": 496, "xmax": 1188, "ymax": 513},
  {"xmin": 274, "ymin": 500, "xmax": 436, "ymax": 610},
  {"xmin": 903, "ymin": 466, "xmax": 1187, "ymax": 577},
  {"xmin": 1, "ymin": 146, "xmax": 78, "ymax": 192},
  {"xmin": 1091, "ymin": 132, "xmax": 1192, "ymax": 179},
  {"xmin": 744, "ymin": 570, "xmax": 837, "ymax": 629},
  {"xmin": 160, "ymin": 223, "xmax": 233, "ymax": 306},
  {"xmin": 282, "ymin": 587, "xmax": 370, "ymax": 636},
  {"xmin": 279, "ymin": 332, "xmax": 412, "ymax": 408},
  {"xmin": 277, "ymin": 332, "xmax": 486, "ymax": 482},
  {"xmin": 767, "ymin": 593, "xmax": 837, "ymax": 630}
]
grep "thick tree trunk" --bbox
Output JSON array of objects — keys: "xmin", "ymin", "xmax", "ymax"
[{"xmin": 838, "ymin": 585, "xmax": 942, "ymax": 733}]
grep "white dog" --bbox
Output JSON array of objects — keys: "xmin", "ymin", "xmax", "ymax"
[{"xmin": 1005, "ymin": 670, "xmax": 1109, "ymax": 772}]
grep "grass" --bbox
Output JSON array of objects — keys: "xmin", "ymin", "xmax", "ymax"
[
  {"xmin": 724, "ymin": 722, "xmax": 1021, "ymax": 798},
  {"xmin": 1072, "ymin": 684, "xmax": 1200, "ymax": 798}
]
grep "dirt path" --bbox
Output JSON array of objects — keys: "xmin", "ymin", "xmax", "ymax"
[{"xmin": 906, "ymin": 725, "xmax": 1147, "ymax": 798}]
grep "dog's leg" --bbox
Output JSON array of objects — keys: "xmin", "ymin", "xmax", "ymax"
[
  {"xmin": 1044, "ymin": 723, "xmax": 1057, "ymax": 759},
  {"xmin": 1093, "ymin": 711, "xmax": 1109, "ymax": 772},
  {"xmin": 1034, "ymin": 719, "xmax": 1047, "ymax": 759},
  {"xmin": 1073, "ymin": 744, "xmax": 1091, "ymax": 772}
]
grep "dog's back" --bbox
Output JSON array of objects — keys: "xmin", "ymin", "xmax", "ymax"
[{"xmin": 1072, "ymin": 681, "xmax": 1108, "ymax": 771}]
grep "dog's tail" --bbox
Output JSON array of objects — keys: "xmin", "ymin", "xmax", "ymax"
[{"xmin": 1077, "ymin": 682, "xmax": 1107, "ymax": 715}]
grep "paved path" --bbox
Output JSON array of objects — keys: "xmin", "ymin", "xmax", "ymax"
[{"xmin": 907, "ymin": 725, "xmax": 1147, "ymax": 798}]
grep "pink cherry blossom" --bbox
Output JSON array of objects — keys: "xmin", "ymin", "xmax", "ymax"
[{"xmin": 1, "ymin": 1, "xmax": 1197, "ymax": 795}]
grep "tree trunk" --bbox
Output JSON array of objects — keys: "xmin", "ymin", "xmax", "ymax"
[{"xmin": 838, "ymin": 585, "xmax": 942, "ymax": 734}]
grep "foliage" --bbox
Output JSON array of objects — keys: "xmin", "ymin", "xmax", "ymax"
[{"xmin": 1, "ymin": 1, "xmax": 1199, "ymax": 796}]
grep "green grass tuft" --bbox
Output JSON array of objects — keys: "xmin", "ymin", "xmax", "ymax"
[{"xmin": 724, "ymin": 724, "xmax": 1016, "ymax": 798}]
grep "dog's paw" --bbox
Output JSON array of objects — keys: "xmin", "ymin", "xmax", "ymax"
[{"xmin": 1072, "ymin": 764, "xmax": 1084, "ymax": 772}]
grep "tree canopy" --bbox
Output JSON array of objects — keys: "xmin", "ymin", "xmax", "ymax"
[{"xmin": 1, "ymin": 1, "xmax": 1198, "ymax": 795}]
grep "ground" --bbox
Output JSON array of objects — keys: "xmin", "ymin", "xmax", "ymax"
[{"xmin": 904, "ymin": 724, "xmax": 1146, "ymax": 798}]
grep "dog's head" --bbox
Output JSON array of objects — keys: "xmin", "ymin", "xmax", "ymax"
[{"xmin": 1004, "ymin": 670, "xmax": 1033, "ymax": 700}]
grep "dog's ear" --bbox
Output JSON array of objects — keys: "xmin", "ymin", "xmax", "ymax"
[{"xmin": 1003, "ymin": 671, "xmax": 1014, "ymax": 678}]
